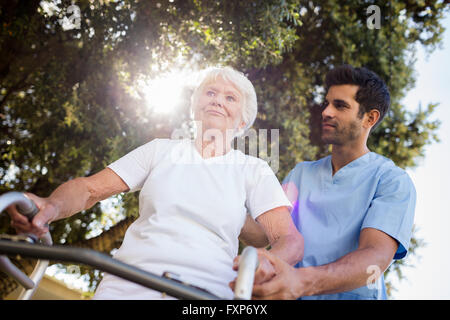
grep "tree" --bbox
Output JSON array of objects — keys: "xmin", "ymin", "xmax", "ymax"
[
  {"xmin": 0, "ymin": 0, "xmax": 305, "ymax": 297},
  {"xmin": 0, "ymin": 0, "xmax": 447, "ymax": 298}
]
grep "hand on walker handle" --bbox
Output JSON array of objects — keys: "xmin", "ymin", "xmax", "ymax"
[
  {"xmin": 6, "ymin": 193, "xmax": 57, "ymax": 238},
  {"xmin": 229, "ymin": 248, "xmax": 276, "ymax": 291},
  {"xmin": 251, "ymin": 249, "xmax": 302, "ymax": 300}
]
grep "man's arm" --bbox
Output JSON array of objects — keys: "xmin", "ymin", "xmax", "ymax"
[{"xmin": 252, "ymin": 227, "xmax": 398, "ymax": 299}]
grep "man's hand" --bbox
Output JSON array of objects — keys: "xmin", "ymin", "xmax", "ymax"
[
  {"xmin": 230, "ymin": 248, "xmax": 276, "ymax": 292},
  {"xmin": 251, "ymin": 250, "xmax": 305, "ymax": 300},
  {"xmin": 251, "ymin": 228, "xmax": 399, "ymax": 299},
  {"xmin": 6, "ymin": 193, "xmax": 59, "ymax": 238}
]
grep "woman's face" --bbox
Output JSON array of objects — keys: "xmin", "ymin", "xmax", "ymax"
[{"xmin": 193, "ymin": 77, "xmax": 246, "ymax": 136}]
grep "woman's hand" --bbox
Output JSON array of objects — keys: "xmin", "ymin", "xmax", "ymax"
[
  {"xmin": 229, "ymin": 248, "xmax": 276, "ymax": 292},
  {"xmin": 6, "ymin": 193, "xmax": 59, "ymax": 238},
  {"xmin": 253, "ymin": 249, "xmax": 276, "ymax": 284}
]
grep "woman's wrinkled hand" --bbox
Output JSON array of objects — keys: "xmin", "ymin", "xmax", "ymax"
[
  {"xmin": 6, "ymin": 193, "xmax": 58, "ymax": 238},
  {"xmin": 229, "ymin": 248, "xmax": 276, "ymax": 292}
]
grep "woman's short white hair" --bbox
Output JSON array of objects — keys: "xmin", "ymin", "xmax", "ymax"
[{"xmin": 190, "ymin": 66, "xmax": 257, "ymax": 136}]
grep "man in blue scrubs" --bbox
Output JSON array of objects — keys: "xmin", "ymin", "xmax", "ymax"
[{"xmin": 244, "ymin": 65, "xmax": 416, "ymax": 300}]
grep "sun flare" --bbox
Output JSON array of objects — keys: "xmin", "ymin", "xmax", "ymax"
[{"xmin": 140, "ymin": 69, "xmax": 196, "ymax": 115}]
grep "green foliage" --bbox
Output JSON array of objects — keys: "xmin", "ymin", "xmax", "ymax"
[
  {"xmin": 369, "ymin": 102, "xmax": 440, "ymax": 169},
  {"xmin": 0, "ymin": 0, "xmax": 448, "ymax": 296}
]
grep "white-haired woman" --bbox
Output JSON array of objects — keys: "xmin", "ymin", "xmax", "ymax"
[{"xmin": 7, "ymin": 66, "xmax": 304, "ymax": 299}]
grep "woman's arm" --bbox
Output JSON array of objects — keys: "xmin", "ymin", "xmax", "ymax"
[
  {"xmin": 255, "ymin": 206, "xmax": 304, "ymax": 266},
  {"xmin": 238, "ymin": 207, "xmax": 304, "ymax": 263},
  {"xmin": 7, "ymin": 168, "xmax": 129, "ymax": 237},
  {"xmin": 231, "ymin": 206, "xmax": 303, "ymax": 288},
  {"xmin": 238, "ymin": 214, "xmax": 270, "ymax": 248},
  {"xmin": 47, "ymin": 168, "xmax": 130, "ymax": 218}
]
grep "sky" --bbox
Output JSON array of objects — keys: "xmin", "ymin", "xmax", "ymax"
[{"xmin": 390, "ymin": 13, "xmax": 450, "ymax": 300}]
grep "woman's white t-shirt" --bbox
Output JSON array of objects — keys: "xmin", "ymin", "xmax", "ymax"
[{"xmin": 93, "ymin": 138, "xmax": 291, "ymax": 299}]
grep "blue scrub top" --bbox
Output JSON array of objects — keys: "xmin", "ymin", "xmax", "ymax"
[{"xmin": 283, "ymin": 152, "xmax": 416, "ymax": 300}]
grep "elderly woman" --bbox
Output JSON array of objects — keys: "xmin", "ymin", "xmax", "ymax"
[{"xmin": 7, "ymin": 66, "xmax": 303, "ymax": 299}]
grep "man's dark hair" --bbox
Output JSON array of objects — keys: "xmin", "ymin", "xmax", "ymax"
[{"xmin": 324, "ymin": 64, "xmax": 390, "ymax": 130}]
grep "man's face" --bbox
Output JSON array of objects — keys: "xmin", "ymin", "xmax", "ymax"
[{"xmin": 321, "ymin": 84, "xmax": 364, "ymax": 145}]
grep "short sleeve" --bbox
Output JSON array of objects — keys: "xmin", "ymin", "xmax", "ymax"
[
  {"xmin": 107, "ymin": 139, "xmax": 160, "ymax": 193},
  {"xmin": 361, "ymin": 168, "xmax": 416, "ymax": 260},
  {"xmin": 245, "ymin": 160, "xmax": 292, "ymax": 220}
]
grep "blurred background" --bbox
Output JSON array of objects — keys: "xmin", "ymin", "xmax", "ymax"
[{"xmin": 1, "ymin": 0, "xmax": 449, "ymax": 299}]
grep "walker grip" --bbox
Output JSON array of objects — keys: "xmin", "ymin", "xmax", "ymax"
[{"xmin": 15, "ymin": 193, "xmax": 39, "ymax": 222}]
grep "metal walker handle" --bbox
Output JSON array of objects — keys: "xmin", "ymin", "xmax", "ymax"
[
  {"xmin": 234, "ymin": 246, "xmax": 259, "ymax": 300},
  {"xmin": 0, "ymin": 192, "xmax": 52, "ymax": 300}
]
